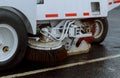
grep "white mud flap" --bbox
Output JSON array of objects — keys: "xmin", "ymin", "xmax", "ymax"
[{"xmin": 67, "ymin": 40, "xmax": 91, "ymax": 56}]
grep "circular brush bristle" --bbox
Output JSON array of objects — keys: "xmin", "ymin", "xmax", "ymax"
[{"xmin": 26, "ymin": 47, "xmax": 67, "ymax": 65}]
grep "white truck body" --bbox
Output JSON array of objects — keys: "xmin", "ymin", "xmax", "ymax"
[
  {"xmin": 108, "ymin": 0, "xmax": 120, "ymax": 11},
  {"xmin": 37, "ymin": 0, "xmax": 108, "ymax": 20},
  {"xmin": 0, "ymin": 0, "xmax": 119, "ymax": 34}
]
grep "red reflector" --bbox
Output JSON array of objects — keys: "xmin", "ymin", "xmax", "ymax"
[
  {"xmin": 114, "ymin": 0, "xmax": 120, "ymax": 3},
  {"xmin": 109, "ymin": 2, "xmax": 113, "ymax": 5},
  {"xmin": 83, "ymin": 12, "xmax": 89, "ymax": 16},
  {"xmin": 46, "ymin": 14, "xmax": 58, "ymax": 18},
  {"xmin": 114, "ymin": 1, "xmax": 120, "ymax": 3},
  {"xmin": 65, "ymin": 13, "xmax": 77, "ymax": 17}
]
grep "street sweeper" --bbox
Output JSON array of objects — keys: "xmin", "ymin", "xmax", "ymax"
[{"xmin": 0, "ymin": 0, "xmax": 120, "ymax": 70}]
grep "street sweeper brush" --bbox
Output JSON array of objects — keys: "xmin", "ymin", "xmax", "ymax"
[{"xmin": 26, "ymin": 46, "xmax": 67, "ymax": 65}]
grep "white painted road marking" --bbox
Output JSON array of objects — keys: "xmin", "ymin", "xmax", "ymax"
[{"xmin": 1, "ymin": 54, "xmax": 120, "ymax": 78}]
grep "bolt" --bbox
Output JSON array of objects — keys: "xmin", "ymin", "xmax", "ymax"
[{"xmin": 3, "ymin": 46, "xmax": 9, "ymax": 53}]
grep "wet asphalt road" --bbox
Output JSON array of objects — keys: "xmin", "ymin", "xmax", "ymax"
[{"xmin": 1, "ymin": 6, "xmax": 120, "ymax": 78}]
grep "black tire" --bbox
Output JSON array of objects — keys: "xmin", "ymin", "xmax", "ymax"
[
  {"xmin": 92, "ymin": 18, "xmax": 108, "ymax": 44},
  {"xmin": 0, "ymin": 9, "xmax": 27, "ymax": 70}
]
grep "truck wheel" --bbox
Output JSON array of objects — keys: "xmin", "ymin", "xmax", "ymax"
[
  {"xmin": 0, "ymin": 9, "xmax": 27, "ymax": 70},
  {"xmin": 92, "ymin": 18, "xmax": 108, "ymax": 44}
]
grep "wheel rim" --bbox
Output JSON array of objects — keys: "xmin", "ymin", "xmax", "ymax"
[
  {"xmin": 0, "ymin": 24, "xmax": 18, "ymax": 62},
  {"xmin": 94, "ymin": 20, "xmax": 104, "ymax": 39}
]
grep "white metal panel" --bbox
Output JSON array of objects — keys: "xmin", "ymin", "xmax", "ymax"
[
  {"xmin": 37, "ymin": 0, "xmax": 108, "ymax": 20},
  {"xmin": 0, "ymin": 0, "xmax": 37, "ymax": 34},
  {"xmin": 108, "ymin": 0, "xmax": 120, "ymax": 11}
]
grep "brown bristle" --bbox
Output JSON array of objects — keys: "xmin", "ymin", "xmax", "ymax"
[{"xmin": 26, "ymin": 47, "xmax": 67, "ymax": 65}]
